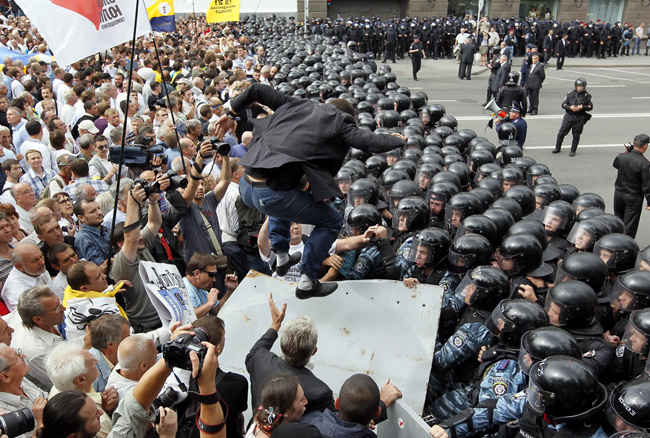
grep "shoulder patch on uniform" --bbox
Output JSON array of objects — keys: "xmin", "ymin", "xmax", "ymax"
[
  {"xmin": 615, "ymin": 344, "xmax": 625, "ymax": 358},
  {"xmin": 583, "ymin": 349, "xmax": 597, "ymax": 358},
  {"xmin": 451, "ymin": 333, "xmax": 467, "ymax": 349},
  {"xmin": 354, "ymin": 260, "xmax": 366, "ymax": 271},
  {"xmin": 492, "ymin": 377, "xmax": 510, "ymax": 397}
]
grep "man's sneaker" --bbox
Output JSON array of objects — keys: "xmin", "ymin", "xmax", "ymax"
[
  {"xmin": 295, "ymin": 282, "xmax": 338, "ymax": 299},
  {"xmin": 276, "ymin": 252, "xmax": 302, "ymax": 277}
]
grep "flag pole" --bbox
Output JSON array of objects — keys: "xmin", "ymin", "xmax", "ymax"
[
  {"xmin": 106, "ymin": 0, "xmax": 142, "ymax": 276},
  {"xmin": 151, "ymin": 33, "xmax": 187, "ymax": 176}
]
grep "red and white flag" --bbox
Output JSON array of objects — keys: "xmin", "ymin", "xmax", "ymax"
[{"xmin": 14, "ymin": 0, "xmax": 152, "ymax": 68}]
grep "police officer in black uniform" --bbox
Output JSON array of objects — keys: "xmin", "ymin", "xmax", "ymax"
[
  {"xmin": 409, "ymin": 35, "xmax": 426, "ymax": 81},
  {"xmin": 383, "ymin": 24, "xmax": 397, "ymax": 63},
  {"xmin": 612, "ymin": 134, "xmax": 650, "ymax": 238},
  {"xmin": 553, "ymin": 78, "xmax": 593, "ymax": 157}
]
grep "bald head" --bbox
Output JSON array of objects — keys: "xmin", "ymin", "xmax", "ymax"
[
  {"xmin": 117, "ymin": 334, "xmax": 157, "ymax": 377},
  {"xmin": 242, "ymin": 131, "xmax": 253, "ymax": 146},
  {"xmin": 12, "ymin": 243, "xmax": 46, "ymax": 277}
]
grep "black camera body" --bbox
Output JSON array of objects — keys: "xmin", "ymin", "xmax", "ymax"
[
  {"xmin": 162, "ymin": 327, "xmax": 210, "ymax": 373},
  {"xmin": 109, "ymin": 135, "xmax": 166, "ymax": 169},
  {"xmin": 133, "ymin": 170, "xmax": 188, "ymax": 197},
  {"xmin": 207, "ymin": 136, "xmax": 231, "ymax": 156}
]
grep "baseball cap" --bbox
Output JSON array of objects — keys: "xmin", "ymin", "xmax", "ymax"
[
  {"xmin": 79, "ymin": 120, "xmax": 99, "ymax": 134},
  {"xmin": 510, "ymin": 102, "xmax": 521, "ymax": 113},
  {"xmin": 633, "ymin": 134, "xmax": 650, "ymax": 146}
]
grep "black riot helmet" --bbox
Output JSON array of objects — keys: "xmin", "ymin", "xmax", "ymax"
[
  {"xmin": 505, "ymin": 71, "xmax": 520, "ymax": 85},
  {"xmin": 428, "ymin": 104, "xmax": 446, "ymax": 123},
  {"xmin": 438, "ymin": 115, "xmax": 458, "ymax": 130},
  {"xmin": 497, "ymin": 123, "xmax": 518, "ymax": 146},
  {"xmin": 573, "ymin": 192, "xmax": 605, "ymax": 214},
  {"xmin": 502, "ymin": 185, "xmax": 536, "ymax": 216},
  {"xmin": 420, "ymin": 153, "xmax": 444, "ymax": 167},
  {"xmin": 558, "ymin": 184, "xmax": 580, "ymax": 204},
  {"xmin": 544, "ymin": 280, "xmax": 598, "ymax": 329},
  {"xmin": 621, "ymin": 308, "xmax": 650, "ymax": 359},
  {"xmin": 402, "ymin": 148, "xmax": 423, "ymax": 164},
  {"xmin": 513, "ymin": 157, "xmax": 537, "ymax": 175},
  {"xmin": 434, "ymin": 125, "xmax": 455, "ymax": 140},
  {"xmin": 594, "ymin": 214, "xmax": 625, "ymax": 234},
  {"xmin": 334, "ymin": 167, "xmax": 360, "ymax": 194},
  {"xmin": 476, "ymin": 176, "xmax": 503, "ymax": 198},
  {"xmin": 518, "ymin": 327, "xmax": 582, "ymax": 376},
  {"xmin": 346, "ymin": 204, "xmax": 382, "ymax": 234},
  {"xmin": 533, "ymin": 175, "xmax": 559, "ymax": 187},
  {"xmin": 472, "ymin": 141, "xmax": 498, "ymax": 159},
  {"xmin": 365, "ymin": 155, "xmax": 388, "ymax": 178},
  {"xmin": 388, "ymin": 180, "xmax": 420, "ymax": 211},
  {"xmin": 408, "ymin": 227, "xmax": 451, "ymax": 267},
  {"xmin": 491, "ymin": 198, "xmax": 523, "ymax": 222},
  {"xmin": 507, "ymin": 220, "xmax": 551, "ymax": 254},
  {"xmin": 349, "ymin": 148, "xmax": 372, "ymax": 163},
  {"xmin": 392, "ymin": 196, "xmax": 430, "ymax": 232},
  {"xmin": 468, "ymin": 150, "xmax": 495, "ymax": 174},
  {"xmin": 444, "ymin": 192, "xmax": 483, "ymax": 232},
  {"xmin": 455, "ymin": 266, "xmax": 510, "ymax": 315},
  {"xmin": 446, "ymin": 162, "xmax": 472, "ymax": 189},
  {"xmin": 609, "ymin": 270, "xmax": 650, "ymax": 311},
  {"xmin": 376, "ymin": 97, "xmax": 394, "ymax": 111},
  {"xmin": 424, "ymin": 134, "xmax": 444, "ymax": 148},
  {"xmin": 496, "ymin": 233, "xmax": 551, "ymax": 277},
  {"xmin": 455, "ymin": 215, "xmax": 498, "ymax": 245},
  {"xmin": 392, "ymin": 160, "xmax": 418, "ymax": 180},
  {"xmin": 606, "ymin": 377, "xmax": 650, "ymax": 434},
  {"xmin": 498, "ymin": 165, "xmax": 525, "ymax": 188},
  {"xmin": 528, "ymin": 356, "xmax": 607, "ymax": 421},
  {"xmin": 593, "ymin": 233, "xmax": 639, "ymax": 274},
  {"xmin": 554, "ymin": 252, "xmax": 607, "ymax": 293},
  {"xmin": 574, "ymin": 78, "xmax": 587, "ymax": 91},
  {"xmin": 379, "ymin": 168, "xmax": 410, "ymax": 196},
  {"xmin": 534, "ymin": 184, "xmax": 562, "ymax": 210},
  {"xmin": 486, "ymin": 299, "xmax": 549, "ymax": 349},
  {"xmin": 344, "ymin": 159, "xmax": 367, "ymax": 178},
  {"xmin": 448, "ymin": 234, "xmax": 493, "ymax": 274},
  {"xmin": 392, "ymin": 93, "xmax": 411, "ymax": 112},
  {"xmin": 457, "ymin": 129, "xmax": 477, "ymax": 146},
  {"xmin": 499, "ymin": 145, "xmax": 523, "ymax": 165},
  {"xmin": 468, "ymin": 187, "xmax": 496, "ymax": 211},
  {"xmin": 411, "ymin": 93, "xmax": 427, "ymax": 111},
  {"xmin": 567, "ymin": 217, "xmax": 611, "ymax": 251},
  {"xmin": 432, "ymin": 170, "xmax": 462, "ymax": 191},
  {"xmin": 427, "ymin": 182, "xmax": 460, "ymax": 216},
  {"xmin": 444, "ymin": 133, "xmax": 467, "ymax": 154},
  {"xmin": 375, "ymin": 109, "xmax": 401, "ymax": 128},
  {"xmin": 347, "ymin": 178, "xmax": 379, "ymax": 207},
  {"xmin": 540, "ymin": 200, "xmax": 576, "ymax": 235},
  {"xmin": 576, "ymin": 207, "xmax": 604, "ymax": 222},
  {"xmin": 483, "ymin": 207, "xmax": 516, "ymax": 244},
  {"xmin": 526, "ymin": 164, "xmax": 551, "ymax": 187}
]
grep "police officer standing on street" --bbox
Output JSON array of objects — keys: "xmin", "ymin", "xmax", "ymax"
[
  {"xmin": 409, "ymin": 35, "xmax": 426, "ymax": 81},
  {"xmin": 553, "ymin": 78, "xmax": 593, "ymax": 157},
  {"xmin": 613, "ymin": 133, "xmax": 650, "ymax": 238},
  {"xmin": 383, "ymin": 24, "xmax": 397, "ymax": 63}
]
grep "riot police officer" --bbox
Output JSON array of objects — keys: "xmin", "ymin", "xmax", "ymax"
[
  {"xmin": 409, "ymin": 35, "xmax": 426, "ymax": 81},
  {"xmin": 553, "ymin": 78, "xmax": 593, "ymax": 156}
]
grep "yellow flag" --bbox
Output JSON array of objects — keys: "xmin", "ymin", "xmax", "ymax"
[{"xmin": 206, "ymin": 0, "xmax": 241, "ymax": 23}]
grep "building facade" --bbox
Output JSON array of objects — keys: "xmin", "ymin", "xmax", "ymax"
[{"xmin": 299, "ymin": 0, "xmax": 650, "ymax": 26}]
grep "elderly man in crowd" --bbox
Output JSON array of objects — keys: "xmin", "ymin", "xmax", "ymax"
[
  {"xmin": 1, "ymin": 243, "xmax": 51, "ymax": 312},
  {"xmin": 10, "ymin": 182, "xmax": 37, "ymax": 231},
  {"xmin": 88, "ymin": 314, "xmax": 131, "ymax": 393},
  {"xmin": 105, "ymin": 333, "xmax": 158, "ymax": 400}
]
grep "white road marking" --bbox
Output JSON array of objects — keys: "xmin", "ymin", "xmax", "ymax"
[
  {"xmin": 454, "ymin": 112, "xmax": 650, "ymax": 121},
  {"xmin": 589, "ymin": 85, "xmax": 626, "ymax": 88},
  {"xmin": 525, "ymin": 144, "xmax": 622, "ymax": 149},
  {"xmin": 562, "ymin": 69, "xmax": 641, "ymax": 82},
  {"xmin": 601, "ymin": 68, "xmax": 650, "ymax": 77}
]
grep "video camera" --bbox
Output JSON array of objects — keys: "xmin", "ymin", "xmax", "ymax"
[
  {"xmin": 109, "ymin": 135, "xmax": 168, "ymax": 169},
  {"xmin": 133, "ymin": 170, "xmax": 188, "ymax": 197},
  {"xmin": 162, "ymin": 327, "xmax": 210, "ymax": 376}
]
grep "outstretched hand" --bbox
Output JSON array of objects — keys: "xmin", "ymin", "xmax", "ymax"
[{"xmin": 269, "ymin": 293, "xmax": 286, "ymax": 332}]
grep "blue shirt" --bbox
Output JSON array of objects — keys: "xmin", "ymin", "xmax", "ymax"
[
  {"xmin": 19, "ymin": 168, "xmax": 57, "ymax": 198},
  {"xmin": 74, "ymin": 224, "xmax": 110, "ymax": 265},
  {"xmin": 229, "ymin": 143, "xmax": 248, "ymax": 158},
  {"xmin": 12, "ymin": 120, "xmax": 28, "ymax": 152},
  {"xmin": 183, "ymin": 277, "xmax": 217, "ymax": 309}
]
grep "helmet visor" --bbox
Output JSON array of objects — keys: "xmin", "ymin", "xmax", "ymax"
[
  {"xmin": 388, "ymin": 194, "xmax": 404, "ymax": 213},
  {"xmin": 605, "ymin": 402, "xmax": 643, "ymax": 434},
  {"xmin": 453, "ymin": 224, "xmax": 475, "ymax": 242},
  {"xmin": 392, "ymin": 209, "xmax": 418, "ymax": 232},
  {"xmin": 527, "ymin": 378, "xmax": 557, "ymax": 415},
  {"xmin": 634, "ymin": 252, "xmax": 650, "ymax": 271},
  {"xmin": 518, "ymin": 332, "xmax": 536, "ymax": 375},
  {"xmin": 409, "ymin": 237, "xmax": 435, "ymax": 266},
  {"xmin": 485, "ymin": 300, "xmax": 517, "ymax": 337},
  {"xmin": 448, "ymin": 249, "xmax": 477, "ymax": 273},
  {"xmin": 609, "ymin": 280, "xmax": 640, "ymax": 311},
  {"xmin": 553, "ymin": 262, "xmax": 574, "ymax": 285},
  {"xmin": 622, "ymin": 315, "xmax": 649, "ymax": 357},
  {"xmin": 335, "ymin": 175, "xmax": 352, "ymax": 194},
  {"xmin": 544, "ymin": 297, "xmax": 569, "ymax": 327},
  {"xmin": 454, "ymin": 272, "xmax": 476, "ymax": 304},
  {"xmin": 347, "ymin": 189, "xmax": 370, "ymax": 207},
  {"xmin": 444, "ymin": 205, "xmax": 464, "ymax": 231},
  {"xmin": 567, "ymin": 223, "xmax": 595, "ymax": 250},
  {"xmin": 540, "ymin": 205, "xmax": 568, "ymax": 232},
  {"xmin": 415, "ymin": 170, "xmax": 434, "ymax": 190},
  {"xmin": 527, "ymin": 172, "xmax": 548, "ymax": 188},
  {"xmin": 594, "ymin": 243, "xmax": 630, "ymax": 271},
  {"xmin": 495, "ymin": 249, "xmax": 524, "ymax": 276}
]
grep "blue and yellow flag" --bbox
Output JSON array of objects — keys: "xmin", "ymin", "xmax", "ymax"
[
  {"xmin": 206, "ymin": 0, "xmax": 241, "ymax": 23},
  {"xmin": 147, "ymin": 0, "xmax": 176, "ymax": 32}
]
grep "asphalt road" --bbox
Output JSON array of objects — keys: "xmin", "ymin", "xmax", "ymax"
[{"xmin": 383, "ymin": 54, "xmax": 650, "ymax": 247}]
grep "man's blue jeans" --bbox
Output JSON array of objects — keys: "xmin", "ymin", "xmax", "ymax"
[
  {"xmin": 633, "ymin": 37, "xmax": 642, "ymax": 55},
  {"xmin": 240, "ymin": 176, "xmax": 342, "ymax": 280}
]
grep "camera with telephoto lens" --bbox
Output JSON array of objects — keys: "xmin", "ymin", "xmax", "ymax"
[
  {"xmin": 109, "ymin": 135, "xmax": 165, "ymax": 170},
  {"xmin": 134, "ymin": 170, "xmax": 188, "ymax": 197},
  {"xmin": 0, "ymin": 407, "xmax": 35, "ymax": 437},
  {"xmin": 152, "ymin": 387, "xmax": 180, "ymax": 424},
  {"xmin": 208, "ymin": 136, "xmax": 231, "ymax": 156},
  {"xmin": 162, "ymin": 327, "xmax": 210, "ymax": 374}
]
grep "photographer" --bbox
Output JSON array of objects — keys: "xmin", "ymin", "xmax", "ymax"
[{"xmin": 109, "ymin": 174, "xmax": 169, "ymax": 333}]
